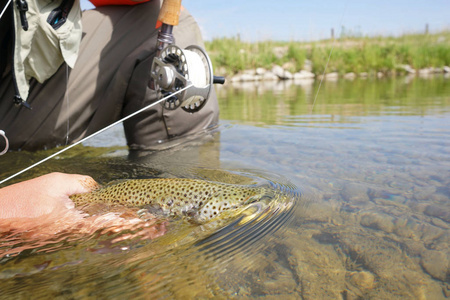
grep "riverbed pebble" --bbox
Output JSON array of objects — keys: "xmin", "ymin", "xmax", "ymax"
[
  {"xmin": 340, "ymin": 183, "xmax": 370, "ymax": 205},
  {"xmin": 392, "ymin": 217, "xmax": 420, "ymax": 239},
  {"xmin": 420, "ymin": 250, "xmax": 449, "ymax": 281},
  {"xmin": 349, "ymin": 271, "xmax": 376, "ymax": 290},
  {"xmin": 424, "ymin": 204, "xmax": 450, "ymax": 223},
  {"xmin": 360, "ymin": 212, "xmax": 394, "ymax": 233}
]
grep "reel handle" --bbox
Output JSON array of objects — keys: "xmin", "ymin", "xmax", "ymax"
[{"xmin": 213, "ymin": 76, "xmax": 226, "ymax": 85}]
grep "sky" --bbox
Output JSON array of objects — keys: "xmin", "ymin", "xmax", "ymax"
[{"xmin": 80, "ymin": 0, "xmax": 450, "ymax": 42}]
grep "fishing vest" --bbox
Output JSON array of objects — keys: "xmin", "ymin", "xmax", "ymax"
[{"xmin": 12, "ymin": 0, "xmax": 82, "ymax": 104}]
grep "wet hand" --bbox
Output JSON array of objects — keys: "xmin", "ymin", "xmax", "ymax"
[
  {"xmin": 0, "ymin": 173, "xmax": 166, "ymax": 243},
  {"xmin": 0, "ymin": 172, "xmax": 98, "ymax": 219}
]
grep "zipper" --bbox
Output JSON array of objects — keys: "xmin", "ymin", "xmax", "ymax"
[
  {"xmin": 11, "ymin": 0, "xmax": 32, "ymax": 109},
  {"xmin": 15, "ymin": 0, "xmax": 28, "ymax": 30}
]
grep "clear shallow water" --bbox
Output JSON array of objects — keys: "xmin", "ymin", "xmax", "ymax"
[{"xmin": 0, "ymin": 76, "xmax": 449, "ymax": 299}]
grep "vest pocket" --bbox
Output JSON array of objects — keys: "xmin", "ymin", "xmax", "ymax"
[{"xmin": 46, "ymin": 0, "xmax": 75, "ymax": 30}]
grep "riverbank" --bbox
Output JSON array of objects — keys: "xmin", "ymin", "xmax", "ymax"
[{"xmin": 205, "ymin": 30, "xmax": 450, "ymax": 82}]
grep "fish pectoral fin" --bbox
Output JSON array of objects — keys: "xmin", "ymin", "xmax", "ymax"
[
  {"xmin": 184, "ymin": 204, "xmax": 199, "ymax": 215},
  {"xmin": 141, "ymin": 204, "xmax": 167, "ymax": 217}
]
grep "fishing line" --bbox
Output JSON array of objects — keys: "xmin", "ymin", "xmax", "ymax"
[
  {"xmin": 310, "ymin": 1, "xmax": 348, "ymax": 114},
  {"xmin": 0, "ymin": 84, "xmax": 193, "ymax": 185},
  {"xmin": 0, "ymin": 0, "xmax": 12, "ymax": 20}
]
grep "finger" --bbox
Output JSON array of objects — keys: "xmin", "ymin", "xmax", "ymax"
[
  {"xmin": 76, "ymin": 175, "xmax": 99, "ymax": 193},
  {"xmin": 48, "ymin": 173, "xmax": 99, "ymax": 195}
]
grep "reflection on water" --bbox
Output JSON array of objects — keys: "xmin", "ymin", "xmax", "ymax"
[{"xmin": 0, "ymin": 76, "xmax": 449, "ymax": 299}]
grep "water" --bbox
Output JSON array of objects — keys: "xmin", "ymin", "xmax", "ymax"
[{"xmin": 0, "ymin": 76, "xmax": 449, "ymax": 299}]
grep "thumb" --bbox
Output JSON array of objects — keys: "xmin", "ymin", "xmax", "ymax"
[{"xmin": 47, "ymin": 173, "xmax": 99, "ymax": 209}]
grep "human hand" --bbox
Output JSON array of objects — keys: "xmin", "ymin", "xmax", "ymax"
[
  {"xmin": 0, "ymin": 172, "xmax": 98, "ymax": 219},
  {"xmin": 0, "ymin": 173, "xmax": 166, "ymax": 255},
  {"xmin": 0, "ymin": 172, "xmax": 167, "ymax": 259}
]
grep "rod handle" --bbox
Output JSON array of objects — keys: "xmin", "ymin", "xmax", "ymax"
[{"xmin": 158, "ymin": 0, "xmax": 182, "ymax": 26}]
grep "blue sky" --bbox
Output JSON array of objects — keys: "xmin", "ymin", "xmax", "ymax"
[{"xmin": 80, "ymin": 0, "xmax": 450, "ymax": 41}]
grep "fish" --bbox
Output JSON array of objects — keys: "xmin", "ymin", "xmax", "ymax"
[{"xmin": 70, "ymin": 178, "xmax": 269, "ymax": 223}]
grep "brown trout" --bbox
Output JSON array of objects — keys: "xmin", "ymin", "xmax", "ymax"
[{"xmin": 70, "ymin": 178, "xmax": 268, "ymax": 223}]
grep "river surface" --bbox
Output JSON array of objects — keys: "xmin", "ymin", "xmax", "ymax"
[{"xmin": 0, "ymin": 76, "xmax": 449, "ymax": 299}]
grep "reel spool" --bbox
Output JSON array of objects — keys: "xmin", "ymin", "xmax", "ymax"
[{"xmin": 151, "ymin": 44, "xmax": 222, "ymax": 113}]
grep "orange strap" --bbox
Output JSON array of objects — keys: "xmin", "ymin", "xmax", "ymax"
[{"xmin": 89, "ymin": 0, "xmax": 150, "ymax": 7}]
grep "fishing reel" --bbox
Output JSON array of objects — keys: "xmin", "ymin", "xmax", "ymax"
[
  {"xmin": 150, "ymin": 44, "xmax": 224, "ymax": 113},
  {"xmin": 150, "ymin": 0, "xmax": 224, "ymax": 112}
]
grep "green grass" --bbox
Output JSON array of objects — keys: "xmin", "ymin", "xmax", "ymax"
[{"xmin": 205, "ymin": 31, "xmax": 450, "ymax": 76}]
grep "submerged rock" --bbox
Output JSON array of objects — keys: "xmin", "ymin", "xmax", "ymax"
[
  {"xmin": 349, "ymin": 271, "xmax": 376, "ymax": 290},
  {"xmin": 424, "ymin": 204, "xmax": 450, "ymax": 223},
  {"xmin": 420, "ymin": 250, "xmax": 449, "ymax": 281},
  {"xmin": 360, "ymin": 212, "xmax": 394, "ymax": 233},
  {"xmin": 341, "ymin": 183, "xmax": 370, "ymax": 206}
]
